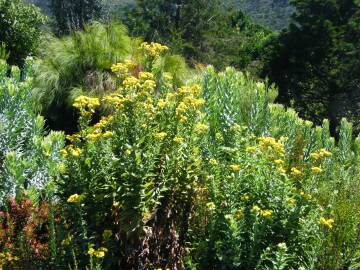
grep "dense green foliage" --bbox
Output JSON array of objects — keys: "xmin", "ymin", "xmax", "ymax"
[
  {"xmin": 0, "ymin": 0, "xmax": 45, "ymax": 66},
  {"xmin": 50, "ymin": 0, "xmax": 102, "ymax": 35},
  {"xmin": 3, "ymin": 52, "xmax": 360, "ymax": 269},
  {"xmin": 234, "ymin": 0, "xmax": 294, "ymax": 31},
  {"xmin": 123, "ymin": 0, "xmax": 273, "ymax": 70},
  {"xmin": 264, "ymin": 0, "xmax": 360, "ymax": 133},
  {"xmin": 1, "ymin": 0, "xmax": 360, "ymax": 269}
]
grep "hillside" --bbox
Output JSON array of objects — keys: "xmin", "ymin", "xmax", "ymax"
[{"xmin": 232, "ymin": 0, "xmax": 294, "ymax": 31}]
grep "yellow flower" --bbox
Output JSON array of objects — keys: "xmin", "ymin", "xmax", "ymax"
[
  {"xmin": 71, "ymin": 148, "xmax": 82, "ymax": 157},
  {"xmin": 157, "ymin": 99, "xmax": 167, "ymax": 109},
  {"xmin": 139, "ymin": 71, "xmax": 154, "ymax": 81},
  {"xmin": 320, "ymin": 148, "xmax": 332, "ymax": 157},
  {"xmin": 66, "ymin": 133, "xmax": 81, "ymax": 142},
  {"xmin": 73, "ymin": 96, "xmax": 100, "ymax": 111},
  {"xmin": 311, "ymin": 166, "xmax": 323, "ymax": 174},
  {"xmin": 103, "ymin": 230, "xmax": 112, "ymax": 239},
  {"xmin": 61, "ymin": 234, "xmax": 73, "ymax": 246},
  {"xmin": 209, "ymin": 158, "xmax": 218, "ymax": 166},
  {"xmin": 123, "ymin": 76, "xmax": 140, "ymax": 88},
  {"xmin": 252, "ymin": 205, "xmax": 261, "ymax": 213},
  {"xmin": 111, "ymin": 63, "xmax": 128, "ymax": 75},
  {"xmin": 241, "ymin": 194, "xmax": 250, "ymax": 201},
  {"xmin": 260, "ymin": 209, "xmax": 273, "ymax": 217},
  {"xmin": 142, "ymin": 79, "xmax": 156, "ymax": 91},
  {"xmin": 176, "ymin": 102, "xmax": 188, "ymax": 115},
  {"xmin": 173, "ymin": 136, "xmax": 184, "ymax": 144},
  {"xmin": 215, "ymin": 132, "xmax": 223, "ymax": 140},
  {"xmin": 60, "ymin": 149, "xmax": 68, "ymax": 157},
  {"xmin": 300, "ymin": 191, "xmax": 312, "ymax": 200},
  {"xmin": 88, "ymin": 247, "xmax": 108, "ymax": 258},
  {"xmin": 192, "ymin": 98, "xmax": 206, "ymax": 108},
  {"xmin": 246, "ymin": 146, "xmax": 256, "ymax": 153},
  {"xmin": 235, "ymin": 208, "xmax": 244, "ymax": 220},
  {"xmin": 140, "ymin": 42, "xmax": 169, "ymax": 57},
  {"xmin": 67, "ymin": 194, "xmax": 85, "ymax": 203},
  {"xmin": 305, "ymin": 120, "xmax": 313, "ymax": 127},
  {"xmin": 87, "ymin": 132, "xmax": 102, "ymax": 141},
  {"xmin": 310, "ymin": 152, "xmax": 321, "ymax": 160},
  {"xmin": 194, "ymin": 123, "xmax": 209, "ymax": 135},
  {"xmin": 287, "ymin": 197, "xmax": 296, "ymax": 205},
  {"xmin": 155, "ymin": 132, "xmax": 167, "ymax": 140},
  {"xmin": 290, "ymin": 167, "xmax": 302, "ymax": 176},
  {"xmin": 274, "ymin": 159, "xmax": 284, "ymax": 166},
  {"xmin": 206, "ymin": 202, "xmax": 216, "ymax": 211},
  {"xmin": 102, "ymin": 131, "xmax": 113, "ymax": 138},
  {"xmin": 163, "ymin": 72, "xmax": 173, "ymax": 81},
  {"xmin": 229, "ymin": 164, "xmax": 241, "ymax": 172},
  {"xmin": 277, "ymin": 166, "xmax": 286, "ymax": 174},
  {"xmin": 318, "ymin": 217, "xmax": 335, "ymax": 229}
]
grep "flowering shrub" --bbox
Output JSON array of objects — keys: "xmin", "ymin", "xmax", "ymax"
[
  {"xmin": 57, "ymin": 53, "xmax": 208, "ymax": 269},
  {"xmin": 2, "ymin": 44, "xmax": 360, "ymax": 270},
  {"xmin": 0, "ymin": 196, "xmax": 52, "ymax": 269}
]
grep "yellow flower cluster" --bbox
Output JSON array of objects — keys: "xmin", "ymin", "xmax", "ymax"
[
  {"xmin": 290, "ymin": 167, "xmax": 302, "ymax": 176},
  {"xmin": 252, "ymin": 205, "xmax": 273, "ymax": 217},
  {"xmin": 140, "ymin": 42, "xmax": 169, "ymax": 58},
  {"xmin": 206, "ymin": 202, "xmax": 216, "ymax": 211},
  {"xmin": 311, "ymin": 166, "xmax": 323, "ymax": 174},
  {"xmin": 157, "ymin": 98, "xmax": 167, "ymax": 109},
  {"xmin": 246, "ymin": 146, "xmax": 257, "ymax": 153},
  {"xmin": 241, "ymin": 194, "xmax": 250, "ymax": 201},
  {"xmin": 123, "ymin": 76, "xmax": 140, "ymax": 89},
  {"xmin": 173, "ymin": 85, "xmax": 205, "ymax": 122},
  {"xmin": 61, "ymin": 234, "xmax": 73, "ymax": 246},
  {"xmin": 66, "ymin": 133, "xmax": 82, "ymax": 142},
  {"xmin": 258, "ymin": 137, "xmax": 285, "ymax": 156},
  {"xmin": 102, "ymin": 229, "xmax": 113, "ymax": 239},
  {"xmin": 0, "ymin": 252, "xmax": 19, "ymax": 264},
  {"xmin": 67, "ymin": 193, "xmax": 85, "ymax": 203},
  {"xmin": 173, "ymin": 136, "xmax": 184, "ymax": 144},
  {"xmin": 235, "ymin": 208, "xmax": 244, "ymax": 219},
  {"xmin": 139, "ymin": 71, "xmax": 154, "ymax": 81},
  {"xmin": 87, "ymin": 130, "xmax": 113, "ymax": 141},
  {"xmin": 318, "ymin": 217, "xmax": 335, "ymax": 229},
  {"xmin": 194, "ymin": 123, "xmax": 209, "ymax": 135},
  {"xmin": 209, "ymin": 158, "xmax": 218, "ymax": 166},
  {"xmin": 88, "ymin": 247, "xmax": 108, "ymax": 258},
  {"xmin": 93, "ymin": 115, "xmax": 114, "ymax": 129},
  {"xmin": 310, "ymin": 148, "xmax": 332, "ymax": 160},
  {"xmin": 300, "ymin": 191, "xmax": 312, "ymax": 200},
  {"xmin": 229, "ymin": 164, "xmax": 241, "ymax": 172},
  {"xmin": 287, "ymin": 197, "xmax": 297, "ymax": 205},
  {"xmin": 102, "ymin": 94, "xmax": 130, "ymax": 109},
  {"xmin": 111, "ymin": 59, "xmax": 136, "ymax": 77},
  {"xmin": 155, "ymin": 132, "xmax": 167, "ymax": 140},
  {"xmin": 61, "ymin": 145, "xmax": 82, "ymax": 158},
  {"xmin": 73, "ymin": 96, "xmax": 100, "ymax": 116},
  {"xmin": 142, "ymin": 79, "xmax": 156, "ymax": 91},
  {"xmin": 71, "ymin": 147, "xmax": 82, "ymax": 157}
]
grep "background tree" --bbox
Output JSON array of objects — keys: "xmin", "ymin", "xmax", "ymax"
[
  {"xmin": 50, "ymin": 0, "xmax": 102, "ymax": 35},
  {"xmin": 263, "ymin": 0, "xmax": 360, "ymax": 133},
  {"xmin": 0, "ymin": 0, "xmax": 45, "ymax": 66},
  {"xmin": 123, "ymin": 0, "xmax": 273, "ymax": 70},
  {"xmin": 234, "ymin": 0, "xmax": 294, "ymax": 31}
]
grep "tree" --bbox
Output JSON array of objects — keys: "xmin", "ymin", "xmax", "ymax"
[
  {"xmin": 236, "ymin": 0, "xmax": 294, "ymax": 31},
  {"xmin": 50, "ymin": 0, "xmax": 102, "ymax": 35},
  {"xmin": 0, "ymin": 0, "xmax": 46, "ymax": 66},
  {"xmin": 263, "ymin": 0, "xmax": 360, "ymax": 132},
  {"xmin": 123, "ymin": 0, "xmax": 273, "ymax": 70}
]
